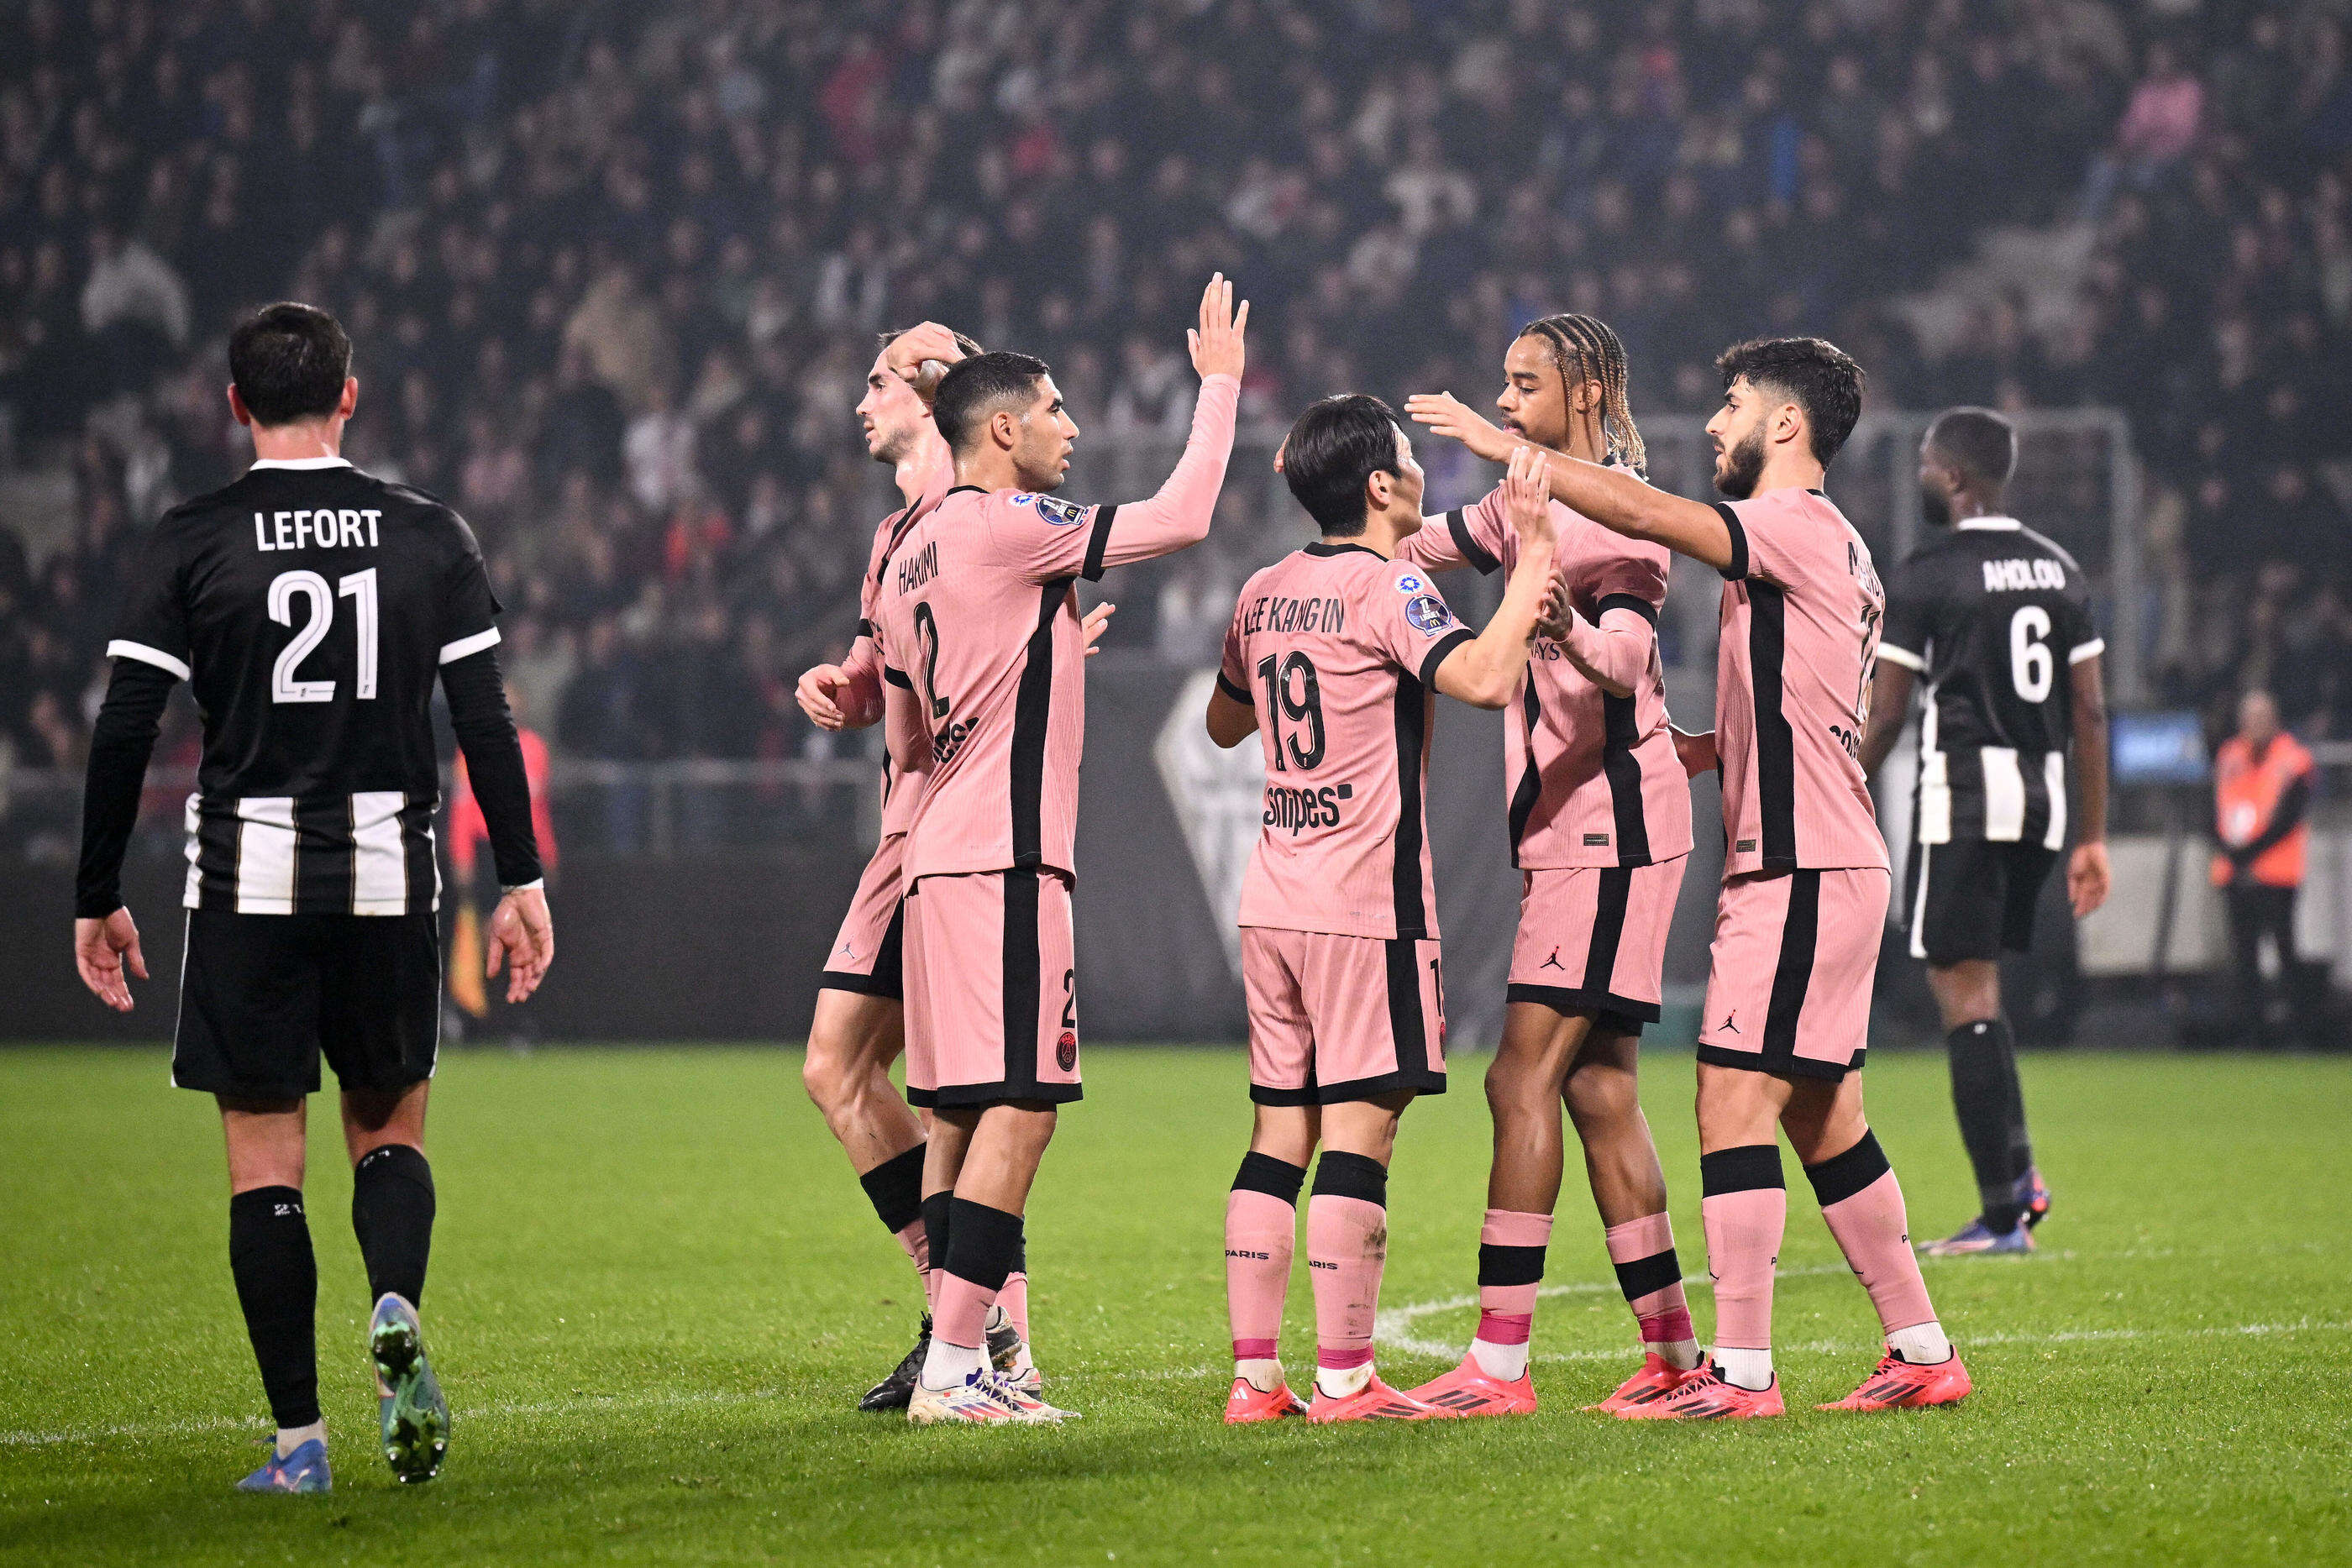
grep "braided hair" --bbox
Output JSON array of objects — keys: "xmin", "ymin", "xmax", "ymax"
[{"xmin": 1519, "ymin": 313, "xmax": 1646, "ymax": 476}]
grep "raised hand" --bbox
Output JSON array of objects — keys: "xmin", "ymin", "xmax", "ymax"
[
  {"xmin": 1404, "ymin": 391, "xmax": 1515, "ymax": 464},
  {"xmin": 1188, "ymin": 273, "xmax": 1248, "ymax": 381},
  {"xmin": 1502, "ymin": 444, "xmax": 1557, "ymax": 554},
  {"xmin": 882, "ymin": 322, "xmax": 969, "ymax": 403},
  {"xmin": 795, "ymin": 663, "xmax": 854, "ymax": 730},
  {"xmin": 73, "ymin": 907, "xmax": 147, "ymax": 1013}
]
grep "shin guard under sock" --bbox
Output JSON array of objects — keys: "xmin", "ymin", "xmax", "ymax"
[
  {"xmin": 859, "ymin": 1145, "xmax": 930, "ymax": 1286},
  {"xmin": 350, "ymin": 1144, "xmax": 435, "ymax": 1308},
  {"xmin": 1698, "ymin": 1146, "xmax": 1785, "ymax": 1389},
  {"xmin": 229, "ymin": 1187, "xmax": 321, "ymax": 1429},
  {"xmin": 1306, "ymin": 1151, "xmax": 1389, "ymax": 1393},
  {"xmin": 918, "ymin": 1191, "xmax": 953, "ymax": 1316},
  {"xmin": 1945, "ymin": 1016, "xmax": 2032, "ymax": 1230},
  {"xmin": 1603, "ymin": 1211, "xmax": 1698, "ymax": 1369},
  {"xmin": 1471, "ymin": 1209, "xmax": 1551, "ymax": 1380},
  {"xmin": 1805, "ymin": 1131, "xmax": 1944, "ymax": 1356},
  {"xmin": 1226, "ymin": 1152, "xmax": 1305, "ymax": 1378}
]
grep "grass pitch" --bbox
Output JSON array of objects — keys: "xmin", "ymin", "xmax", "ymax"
[{"xmin": 2, "ymin": 1044, "xmax": 2347, "ymax": 1566}]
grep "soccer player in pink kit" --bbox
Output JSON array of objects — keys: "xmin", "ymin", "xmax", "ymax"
[
  {"xmin": 795, "ymin": 324, "xmax": 1112, "ymax": 1409},
  {"xmin": 1382, "ymin": 317, "xmax": 1704, "ymax": 1418},
  {"xmin": 1209, "ymin": 399, "xmax": 1562, "ymax": 1425},
  {"xmin": 1413, "ymin": 337, "xmax": 1972, "ymax": 1417},
  {"xmin": 870, "ymin": 276, "xmax": 1247, "ymax": 1425}
]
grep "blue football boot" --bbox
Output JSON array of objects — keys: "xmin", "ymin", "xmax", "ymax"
[
  {"xmin": 236, "ymin": 1436, "xmax": 331, "ymax": 1493},
  {"xmin": 1921, "ymin": 1215, "xmax": 2034, "ymax": 1257},
  {"xmin": 370, "ymin": 1294, "xmax": 451, "ymax": 1483},
  {"xmin": 2016, "ymin": 1167, "xmax": 2052, "ymax": 1230}
]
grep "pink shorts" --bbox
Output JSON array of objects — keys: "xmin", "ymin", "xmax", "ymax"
[
  {"xmin": 820, "ymin": 831, "xmax": 906, "ymax": 999},
  {"xmin": 1697, "ymin": 868, "xmax": 1890, "ymax": 1082},
  {"xmin": 902, "ymin": 870, "xmax": 1080, "ymax": 1108},
  {"xmin": 1505, "ymin": 856, "xmax": 1688, "ymax": 1034},
  {"xmin": 1241, "ymin": 927, "xmax": 1446, "ymax": 1105}
]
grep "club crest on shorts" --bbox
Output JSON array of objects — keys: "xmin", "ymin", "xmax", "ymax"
[
  {"xmin": 1056, "ymin": 1030, "xmax": 1078, "ymax": 1071},
  {"xmin": 1404, "ymin": 593, "xmax": 1454, "ymax": 633}
]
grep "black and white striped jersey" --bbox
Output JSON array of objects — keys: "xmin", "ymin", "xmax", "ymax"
[
  {"xmin": 108, "ymin": 457, "xmax": 503, "ymax": 915},
  {"xmin": 1877, "ymin": 517, "xmax": 2103, "ymax": 848}
]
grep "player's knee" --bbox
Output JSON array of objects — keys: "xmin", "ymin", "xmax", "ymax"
[
  {"xmin": 801, "ymin": 1036, "xmax": 854, "ymax": 1110},
  {"xmin": 1562, "ymin": 1063, "xmax": 1640, "ymax": 1131}
]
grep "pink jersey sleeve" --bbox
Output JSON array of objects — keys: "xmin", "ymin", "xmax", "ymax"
[
  {"xmin": 1557, "ymin": 538, "xmax": 1670, "ymax": 692},
  {"xmin": 1218, "ymin": 610, "xmax": 1252, "ymax": 705},
  {"xmin": 1714, "ymin": 496, "xmax": 1840, "ymax": 588},
  {"xmin": 987, "ymin": 373, "xmax": 1238, "ymax": 583},
  {"xmin": 1362, "ymin": 559, "xmax": 1477, "ymax": 688},
  {"xmin": 1396, "ymin": 495, "xmax": 1504, "ymax": 577}
]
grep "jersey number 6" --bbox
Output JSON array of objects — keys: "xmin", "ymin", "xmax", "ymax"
[{"xmin": 2008, "ymin": 605, "xmax": 2053, "ymax": 703}]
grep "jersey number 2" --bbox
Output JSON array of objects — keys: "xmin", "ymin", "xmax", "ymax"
[
  {"xmin": 269, "ymin": 568, "xmax": 378, "ymax": 703},
  {"xmin": 2008, "ymin": 606, "xmax": 2052, "ymax": 703}
]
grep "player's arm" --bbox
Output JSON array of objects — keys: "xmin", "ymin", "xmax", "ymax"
[
  {"xmin": 1076, "ymin": 277, "xmax": 1247, "ymax": 575},
  {"xmin": 1537, "ymin": 549, "xmax": 1668, "ymax": 700},
  {"xmin": 1433, "ymin": 447, "xmax": 1558, "ymax": 710},
  {"xmin": 799, "ymin": 627, "xmax": 887, "ymax": 732},
  {"xmin": 443, "ymin": 645, "xmax": 554, "ymax": 1002},
  {"xmin": 72, "ymin": 655, "xmax": 176, "ymax": 1010},
  {"xmin": 1860, "ymin": 659, "xmax": 1917, "ymax": 779},
  {"xmin": 879, "ymin": 657, "xmax": 932, "ymax": 774},
  {"xmin": 1207, "ymin": 615, "xmax": 1258, "ymax": 747},
  {"xmin": 1405, "ymin": 392, "xmax": 1737, "ymax": 572},
  {"xmin": 2066, "ymin": 651, "xmax": 2112, "ymax": 915}
]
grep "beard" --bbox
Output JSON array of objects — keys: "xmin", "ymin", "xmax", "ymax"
[
  {"xmin": 1713, "ymin": 425, "xmax": 1767, "ymax": 500},
  {"xmin": 1920, "ymin": 483, "xmax": 1953, "ymax": 527}
]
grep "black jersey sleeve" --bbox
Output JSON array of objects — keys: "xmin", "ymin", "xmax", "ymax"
[
  {"xmin": 1877, "ymin": 552, "xmax": 1935, "ymax": 674},
  {"xmin": 2059, "ymin": 568, "xmax": 2104, "ymax": 667},
  {"xmin": 436, "ymin": 511, "xmax": 505, "ymax": 665},
  {"xmin": 75, "ymin": 658, "xmax": 178, "ymax": 917},
  {"xmin": 441, "ymin": 645, "xmax": 544, "ymax": 889},
  {"xmin": 106, "ymin": 520, "xmax": 193, "ymax": 679}
]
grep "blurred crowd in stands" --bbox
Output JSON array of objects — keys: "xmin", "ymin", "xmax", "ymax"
[{"xmin": 3, "ymin": 0, "xmax": 2351, "ymax": 811}]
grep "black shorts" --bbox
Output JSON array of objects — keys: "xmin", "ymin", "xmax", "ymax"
[
  {"xmin": 173, "ymin": 910, "xmax": 441, "ymax": 1100},
  {"xmin": 1903, "ymin": 839, "xmax": 2060, "ymax": 967}
]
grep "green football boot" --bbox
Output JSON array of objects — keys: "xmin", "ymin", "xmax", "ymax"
[{"xmin": 370, "ymin": 1293, "xmax": 451, "ymax": 1483}]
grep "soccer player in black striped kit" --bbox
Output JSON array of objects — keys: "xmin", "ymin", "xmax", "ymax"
[
  {"xmin": 72, "ymin": 303, "xmax": 553, "ymax": 1492},
  {"xmin": 1861, "ymin": 407, "xmax": 2110, "ymax": 1256}
]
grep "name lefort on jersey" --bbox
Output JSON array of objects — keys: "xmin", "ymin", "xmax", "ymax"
[{"xmin": 255, "ymin": 507, "xmax": 382, "ymax": 550}]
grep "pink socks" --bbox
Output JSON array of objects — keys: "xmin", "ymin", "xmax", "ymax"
[
  {"xmin": 1804, "ymin": 1131, "xmax": 1942, "ymax": 1350},
  {"xmin": 1603, "ymin": 1210, "xmax": 1700, "ymax": 1369},
  {"xmin": 1225, "ymin": 1153, "xmax": 1307, "ymax": 1389},
  {"xmin": 1698, "ymin": 1145, "xmax": 1787, "ymax": 1372},
  {"xmin": 1306, "ymin": 1152, "xmax": 1390, "ymax": 1389}
]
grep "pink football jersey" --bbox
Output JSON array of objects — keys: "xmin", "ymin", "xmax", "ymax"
[
  {"xmin": 1220, "ymin": 543, "xmax": 1475, "ymax": 939},
  {"xmin": 845, "ymin": 491, "xmax": 942, "ymax": 837},
  {"xmin": 1400, "ymin": 485, "xmax": 1693, "ymax": 869},
  {"xmin": 874, "ymin": 374, "xmax": 1238, "ymax": 881},
  {"xmin": 1709, "ymin": 486, "xmax": 1888, "ymax": 874}
]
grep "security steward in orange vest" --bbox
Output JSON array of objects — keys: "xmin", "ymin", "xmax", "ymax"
[{"xmin": 2211, "ymin": 690, "xmax": 2318, "ymax": 1045}]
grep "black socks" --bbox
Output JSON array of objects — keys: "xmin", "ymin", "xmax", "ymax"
[
  {"xmin": 228, "ymin": 1187, "xmax": 320, "ymax": 1429},
  {"xmin": 1945, "ymin": 1017, "xmax": 2032, "ymax": 1231},
  {"xmin": 858, "ymin": 1145, "xmax": 926, "ymax": 1236},
  {"xmin": 351, "ymin": 1143, "xmax": 436, "ymax": 1308}
]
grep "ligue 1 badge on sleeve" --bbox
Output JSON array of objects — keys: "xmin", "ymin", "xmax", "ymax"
[
  {"xmin": 1034, "ymin": 495, "xmax": 1089, "ymax": 526},
  {"xmin": 1404, "ymin": 593, "xmax": 1454, "ymax": 633},
  {"xmin": 1394, "ymin": 570, "xmax": 1425, "ymax": 594}
]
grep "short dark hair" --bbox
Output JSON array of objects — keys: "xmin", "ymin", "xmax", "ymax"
[
  {"xmin": 1924, "ymin": 406, "xmax": 2017, "ymax": 489},
  {"xmin": 879, "ymin": 325, "xmax": 985, "ymax": 358},
  {"xmin": 932, "ymin": 351, "xmax": 1051, "ymax": 451},
  {"xmin": 1282, "ymin": 394, "xmax": 1405, "ymax": 537},
  {"xmin": 228, "ymin": 302, "xmax": 352, "ymax": 427},
  {"xmin": 1716, "ymin": 337, "xmax": 1865, "ymax": 467}
]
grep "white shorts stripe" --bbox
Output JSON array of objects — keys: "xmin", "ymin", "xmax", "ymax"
[
  {"xmin": 181, "ymin": 794, "xmax": 202, "ymax": 909},
  {"xmin": 351, "ymin": 791, "xmax": 410, "ymax": 915},
  {"xmin": 438, "ymin": 626, "xmax": 501, "ymax": 664},
  {"xmin": 1917, "ymin": 749, "xmax": 1951, "ymax": 846},
  {"xmin": 2043, "ymin": 751, "xmax": 2068, "ymax": 851},
  {"xmin": 234, "ymin": 798, "xmax": 298, "ymax": 915},
  {"xmin": 1981, "ymin": 747, "xmax": 2025, "ymax": 842}
]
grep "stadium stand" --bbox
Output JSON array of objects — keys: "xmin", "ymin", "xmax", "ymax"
[{"xmin": 3, "ymin": 0, "xmax": 2350, "ymax": 845}]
